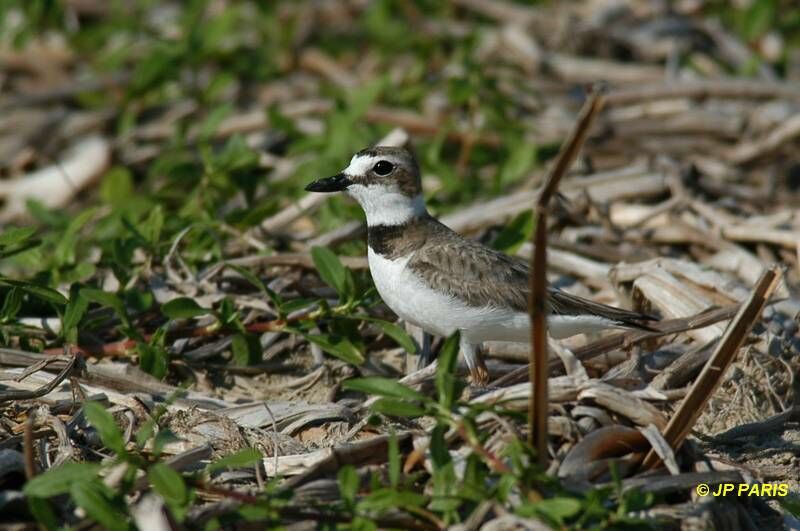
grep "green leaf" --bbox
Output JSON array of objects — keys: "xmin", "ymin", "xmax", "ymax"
[
  {"xmin": 135, "ymin": 418, "xmax": 156, "ymax": 449},
  {"xmin": 207, "ymin": 448, "xmax": 263, "ymax": 473},
  {"xmin": 0, "ymin": 278, "xmax": 67, "ymax": 305},
  {"xmin": 388, "ymin": 432, "xmax": 400, "ymax": 488},
  {"xmin": 24, "ymin": 463, "xmax": 101, "ymax": 497},
  {"xmin": 125, "ymin": 289, "xmax": 154, "ymax": 314},
  {"xmin": 492, "ymin": 210, "xmax": 535, "ymax": 255},
  {"xmin": 0, "ymin": 226, "xmax": 36, "ymax": 247},
  {"xmin": 267, "ymin": 105, "xmax": 299, "ymax": 139},
  {"xmin": 436, "ymin": 332, "xmax": 462, "ymax": 409},
  {"xmin": 62, "ymin": 286, "xmax": 88, "ymax": 344},
  {"xmin": 781, "ymin": 496, "xmax": 800, "ymax": 518},
  {"xmin": 429, "ymin": 425, "xmax": 452, "ymax": 470},
  {"xmin": 0, "ymin": 288, "xmax": 23, "ymax": 322},
  {"xmin": 140, "ymin": 205, "xmax": 164, "ymax": 247},
  {"xmin": 198, "ymin": 103, "xmax": 233, "ymax": 142},
  {"xmin": 152, "ymin": 429, "xmax": 180, "ymax": 457},
  {"xmin": 338, "ymin": 465, "xmax": 359, "ymax": 506},
  {"xmin": 148, "ymin": 463, "xmax": 188, "ymax": 506},
  {"xmin": 130, "ymin": 42, "xmax": 180, "ymax": 96},
  {"xmin": 520, "ymin": 497, "xmax": 582, "ymax": 524},
  {"xmin": 448, "ymin": 78, "xmax": 473, "ymax": 105},
  {"xmin": 70, "ymin": 481, "xmax": 128, "ymax": 531},
  {"xmin": 216, "ymin": 297, "xmax": 242, "ymax": 331},
  {"xmin": 311, "ymin": 246, "xmax": 347, "ymax": 296},
  {"xmin": 83, "ymin": 401, "xmax": 126, "ymax": 455},
  {"xmin": 216, "ymin": 135, "xmax": 259, "ymax": 172},
  {"xmin": 280, "ymin": 297, "xmax": 317, "ymax": 314},
  {"xmin": 100, "ymin": 167, "xmax": 133, "ymax": 207},
  {"xmin": 498, "ymin": 141, "xmax": 537, "ymax": 188},
  {"xmin": 371, "ymin": 398, "xmax": 426, "ymax": 418},
  {"xmin": 54, "ymin": 208, "xmax": 96, "ymax": 267},
  {"xmin": 138, "ymin": 340, "xmax": 168, "ymax": 380},
  {"xmin": 120, "ymin": 215, "xmax": 149, "ymax": 247},
  {"xmin": 306, "ymin": 334, "xmax": 364, "ymax": 365},
  {"xmin": 161, "ymin": 297, "xmax": 210, "ymax": 319},
  {"xmin": 81, "ymin": 288, "xmax": 130, "ymax": 328},
  {"xmin": 62, "ymin": 262, "xmax": 96, "ymax": 284},
  {"xmin": 343, "ymin": 377, "xmax": 424, "ymax": 401},
  {"xmin": 346, "ymin": 77, "xmax": 385, "ymax": 122},
  {"xmin": 342, "ymin": 269, "xmax": 356, "ymax": 302},
  {"xmin": 428, "ymin": 424, "xmax": 456, "ymax": 513},
  {"xmin": 0, "ymin": 238, "xmax": 40, "ymax": 259},
  {"xmin": 359, "ymin": 489, "xmax": 426, "ymax": 512},
  {"xmin": 27, "ymin": 497, "xmax": 59, "ymax": 530},
  {"xmin": 742, "ymin": 0, "xmax": 775, "ymax": 40},
  {"xmin": 135, "ymin": 396, "xmax": 179, "ymax": 449},
  {"xmin": 227, "ymin": 264, "xmax": 282, "ymax": 308},
  {"xmin": 231, "ymin": 333, "xmax": 261, "ymax": 366},
  {"xmin": 358, "ymin": 317, "xmax": 418, "ymax": 353}
]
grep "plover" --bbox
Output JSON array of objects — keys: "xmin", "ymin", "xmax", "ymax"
[{"xmin": 306, "ymin": 146, "xmax": 655, "ymax": 383}]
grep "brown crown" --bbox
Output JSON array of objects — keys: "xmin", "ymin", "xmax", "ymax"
[{"xmin": 351, "ymin": 146, "xmax": 422, "ymax": 196}]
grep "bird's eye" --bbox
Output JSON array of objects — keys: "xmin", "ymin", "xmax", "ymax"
[{"xmin": 373, "ymin": 160, "xmax": 394, "ymax": 176}]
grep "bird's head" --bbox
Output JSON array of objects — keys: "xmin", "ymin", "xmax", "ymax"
[{"xmin": 305, "ymin": 146, "xmax": 426, "ymax": 226}]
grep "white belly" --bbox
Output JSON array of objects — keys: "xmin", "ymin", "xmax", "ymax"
[
  {"xmin": 367, "ymin": 249, "xmax": 530, "ymax": 343},
  {"xmin": 368, "ymin": 249, "xmax": 621, "ymax": 344}
]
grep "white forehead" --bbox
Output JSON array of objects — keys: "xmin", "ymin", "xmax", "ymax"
[
  {"xmin": 343, "ymin": 154, "xmax": 379, "ymax": 176},
  {"xmin": 343, "ymin": 153, "xmax": 401, "ymax": 176}
]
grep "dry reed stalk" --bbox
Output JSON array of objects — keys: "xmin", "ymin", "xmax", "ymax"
[
  {"xmin": 641, "ymin": 266, "xmax": 781, "ymax": 470},
  {"xmin": 528, "ymin": 85, "xmax": 606, "ymax": 465}
]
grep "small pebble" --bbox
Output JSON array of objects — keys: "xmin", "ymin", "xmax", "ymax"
[
  {"xmin": 782, "ymin": 318, "xmax": 799, "ymax": 337},
  {"xmin": 768, "ymin": 337, "xmax": 784, "ymax": 357},
  {"xmin": 763, "ymin": 306, "xmax": 776, "ymax": 320},
  {"xmin": 768, "ymin": 321, "xmax": 784, "ymax": 337},
  {"xmin": 770, "ymin": 309, "xmax": 786, "ymax": 322},
  {"xmin": 791, "ymin": 337, "xmax": 800, "ymax": 356},
  {"xmin": 576, "ymin": 416, "xmax": 598, "ymax": 435},
  {"xmin": 752, "ymin": 322, "xmax": 766, "ymax": 336}
]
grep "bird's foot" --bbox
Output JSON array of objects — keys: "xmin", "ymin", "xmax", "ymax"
[
  {"xmin": 469, "ymin": 363, "xmax": 490, "ymax": 386},
  {"xmin": 462, "ymin": 337, "xmax": 490, "ymax": 386}
]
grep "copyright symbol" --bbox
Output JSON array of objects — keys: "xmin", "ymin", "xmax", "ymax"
[{"xmin": 696, "ymin": 484, "xmax": 710, "ymax": 496}]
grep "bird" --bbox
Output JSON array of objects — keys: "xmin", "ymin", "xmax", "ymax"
[{"xmin": 305, "ymin": 146, "xmax": 656, "ymax": 384}]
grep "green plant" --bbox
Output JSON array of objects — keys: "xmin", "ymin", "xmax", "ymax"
[
  {"xmin": 24, "ymin": 395, "xmax": 273, "ymax": 529},
  {"xmin": 340, "ymin": 333, "xmax": 656, "ymax": 529}
]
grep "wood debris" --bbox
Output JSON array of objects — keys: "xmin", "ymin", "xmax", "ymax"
[{"xmin": 1, "ymin": 1, "xmax": 799, "ymax": 529}]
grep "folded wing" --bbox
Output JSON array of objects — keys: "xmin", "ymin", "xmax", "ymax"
[{"xmin": 407, "ymin": 220, "xmax": 655, "ymax": 331}]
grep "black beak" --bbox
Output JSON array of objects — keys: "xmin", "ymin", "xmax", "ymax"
[{"xmin": 305, "ymin": 173, "xmax": 352, "ymax": 193}]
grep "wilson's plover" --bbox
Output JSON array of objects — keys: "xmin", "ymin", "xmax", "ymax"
[{"xmin": 306, "ymin": 146, "xmax": 655, "ymax": 383}]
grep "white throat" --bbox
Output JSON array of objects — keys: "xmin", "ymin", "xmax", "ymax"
[{"xmin": 346, "ymin": 184, "xmax": 426, "ymax": 226}]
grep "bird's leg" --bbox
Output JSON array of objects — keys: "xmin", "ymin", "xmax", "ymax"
[
  {"xmin": 416, "ymin": 331, "xmax": 434, "ymax": 370},
  {"xmin": 460, "ymin": 336, "xmax": 489, "ymax": 385}
]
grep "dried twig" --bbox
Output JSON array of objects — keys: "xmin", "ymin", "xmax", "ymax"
[
  {"xmin": 0, "ymin": 136, "xmax": 110, "ymax": 222},
  {"xmin": 641, "ymin": 266, "xmax": 781, "ymax": 469},
  {"xmin": 0, "ymin": 351, "xmax": 78, "ymax": 403},
  {"xmin": 281, "ymin": 433, "xmax": 412, "ymax": 490},
  {"xmin": 713, "ymin": 405, "xmax": 800, "ymax": 443},
  {"xmin": 528, "ymin": 85, "xmax": 606, "ymax": 464},
  {"xmin": 727, "ymin": 113, "xmax": 800, "ymax": 165},
  {"xmin": 23, "ymin": 412, "xmax": 36, "ymax": 480},
  {"xmin": 605, "ymin": 79, "xmax": 800, "ymax": 106}
]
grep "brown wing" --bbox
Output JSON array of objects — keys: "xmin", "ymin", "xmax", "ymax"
[
  {"xmin": 407, "ymin": 221, "xmax": 531, "ymax": 312},
  {"xmin": 408, "ymin": 219, "xmax": 656, "ymax": 330}
]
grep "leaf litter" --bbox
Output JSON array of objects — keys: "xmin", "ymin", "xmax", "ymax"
[{"xmin": 0, "ymin": 0, "xmax": 800, "ymax": 529}]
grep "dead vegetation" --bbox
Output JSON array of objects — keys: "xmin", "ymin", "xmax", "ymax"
[{"xmin": 1, "ymin": 0, "xmax": 800, "ymax": 529}]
